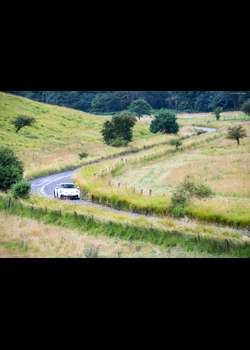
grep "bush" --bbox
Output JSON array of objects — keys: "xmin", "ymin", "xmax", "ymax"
[
  {"xmin": 241, "ymin": 99, "xmax": 250, "ymax": 116},
  {"xmin": 171, "ymin": 176, "xmax": 214, "ymax": 208},
  {"xmin": 0, "ymin": 146, "xmax": 24, "ymax": 191},
  {"xmin": 79, "ymin": 152, "xmax": 88, "ymax": 160},
  {"xmin": 169, "ymin": 139, "xmax": 182, "ymax": 149},
  {"xmin": 11, "ymin": 181, "xmax": 31, "ymax": 199}
]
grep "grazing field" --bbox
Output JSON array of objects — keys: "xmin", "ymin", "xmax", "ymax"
[{"xmin": 73, "ymin": 122, "xmax": 250, "ymax": 228}]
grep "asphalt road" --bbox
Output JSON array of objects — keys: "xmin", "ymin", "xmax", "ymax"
[
  {"xmin": 28, "ymin": 126, "xmax": 250, "ymax": 235},
  {"xmin": 30, "ymin": 127, "xmax": 216, "ymax": 199}
]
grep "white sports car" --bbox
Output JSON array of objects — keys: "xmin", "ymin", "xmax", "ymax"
[{"xmin": 54, "ymin": 183, "xmax": 80, "ymax": 200}]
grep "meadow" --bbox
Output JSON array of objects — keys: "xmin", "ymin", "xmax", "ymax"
[{"xmin": 73, "ymin": 121, "xmax": 250, "ymax": 229}]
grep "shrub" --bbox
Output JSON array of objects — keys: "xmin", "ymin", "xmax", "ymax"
[
  {"xmin": 79, "ymin": 152, "xmax": 88, "ymax": 160},
  {"xmin": 241, "ymin": 99, "xmax": 250, "ymax": 116},
  {"xmin": 169, "ymin": 139, "xmax": 182, "ymax": 149},
  {"xmin": 11, "ymin": 181, "xmax": 31, "ymax": 199},
  {"xmin": 0, "ymin": 146, "xmax": 24, "ymax": 191},
  {"xmin": 170, "ymin": 176, "xmax": 214, "ymax": 208}
]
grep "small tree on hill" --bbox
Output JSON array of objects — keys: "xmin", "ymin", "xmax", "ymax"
[
  {"xmin": 212, "ymin": 107, "xmax": 223, "ymax": 120},
  {"xmin": 226, "ymin": 125, "xmax": 247, "ymax": 146},
  {"xmin": 150, "ymin": 109, "xmax": 179, "ymax": 134},
  {"xmin": 101, "ymin": 113, "xmax": 137, "ymax": 147},
  {"xmin": 128, "ymin": 99, "xmax": 152, "ymax": 120},
  {"xmin": 11, "ymin": 115, "xmax": 36, "ymax": 133}
]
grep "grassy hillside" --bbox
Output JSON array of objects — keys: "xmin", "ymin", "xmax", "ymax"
[{"xmin": 0, "ymin": 92, "xmax": 176, "ymax": 180}]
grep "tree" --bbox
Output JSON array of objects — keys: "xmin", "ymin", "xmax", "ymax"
[
  {"xmin": 101, "ymin": 113, "xmax": 137, "ymax": 147},
  {"xmin": 11, "ymin": 115, "xmax": 36, "ymax": 133},
  {"xmin": 150, "ymin": 109, "xmax": 179, "ymax": 134},
  {"xmin": 169, "ymin": 139, "xmax": 182, "ymax": 149},
  {"xmin": 226, "ymin": 125, "xmax": 247, "ymax": 146},
  {"xmin": 0, "ymin": 146, "xmax": 24, "ymax": 191},
  {"xmin": 128, "ymin": 99, "xmax": 152, "ymax": 120},
  {"xmin": 212, "ymin": 107, "xmax": 223, "ymax": 120},
  {"xmin": 241, "ymin": 99, "xmax": 250, "ymax": 116}
]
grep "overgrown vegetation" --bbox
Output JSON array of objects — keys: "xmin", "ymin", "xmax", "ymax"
[{"xmin": 170, "ymin": 176, "xmax": 214, "ymax": 208}]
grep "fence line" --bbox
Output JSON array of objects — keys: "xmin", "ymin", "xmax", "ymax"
[{"xmin": 0, "ymin": 195, "xmax": 249, "ymax": 254}]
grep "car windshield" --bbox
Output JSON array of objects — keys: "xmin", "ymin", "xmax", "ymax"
[{"xmin": 60, "ymin": 184, "xmax": 76, "ymax": 189}]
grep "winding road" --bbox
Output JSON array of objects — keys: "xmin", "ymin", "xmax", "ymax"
[{"xmin": 30, "ymin": 127, "xmax": 217, "ymax": 216}]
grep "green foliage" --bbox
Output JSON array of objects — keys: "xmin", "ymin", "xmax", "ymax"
[
  {"xmin": 169, "ymin": 139, "xmax": 182, "ymax": 149},
  {"xmin": 0, "ymin": 146, "xmax": 24, "ymax": 191},
  {"xmin": 101, "ymin": 113, "xmax": 137, "ymax": 147},
  {"xmin": 213, "ymin": 107, "xmax": 223, "ymax": 120},
  {"xmin": 171, "ymin": 176, "xmax": 214, "ymax": 208},
  {"xmin": 11, "ymin": 181, "xmax": 31, "ymax": 199},
  {"xmin": 11, "ymin": 115, "xmax": 36, "ymax": 133},
  {"xmin": 150, "ymin": 109, "xmax": 179, "ymax": 134},
  {"xmin": 226, "ymin": 125, "xmax": 247, "ymax": 145},
  {"xmin": 128, "ymin": 99, "xmax": 152, "ymax": 119},
  {"xmin": 241, "ymin": 99, "xmax": 250, "ymax": 116},
  {"xmin": 78, "ymin": 152, "xmax": 88, "ymax": 160}
]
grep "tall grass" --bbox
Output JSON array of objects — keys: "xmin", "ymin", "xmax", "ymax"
[{"xmin": 1, "ymin": 195, "xmax": 249, "ymax": 257}]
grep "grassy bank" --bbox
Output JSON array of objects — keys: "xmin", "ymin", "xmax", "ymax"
[{"xmin": 1, "ymin": 195, "xmax": 250, "ymax": 257}]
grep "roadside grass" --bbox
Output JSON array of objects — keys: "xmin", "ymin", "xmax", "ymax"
[
  {"xmin": 72, "ymin": 122, "xmax": 250, "ymax": 228},
  {"xmin": 1, "ymin": 194, "xmax": 250, "ymax": 257}
]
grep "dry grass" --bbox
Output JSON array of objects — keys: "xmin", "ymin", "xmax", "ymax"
[{"xmin": 0, "ymin": 212, "xmax": 167, "ymax": 258}]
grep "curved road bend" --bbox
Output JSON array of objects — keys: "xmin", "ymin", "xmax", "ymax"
[
  {"xmin": 30, "ymin": 127, "xmax": 216, "ymax": 200},
  {"xmin": 29, "ymin": 126, "xmax": 250, "ymax": 235}
]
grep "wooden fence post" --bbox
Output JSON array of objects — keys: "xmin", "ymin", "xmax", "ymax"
[
  {"xmin": 134, "ymin": 188, "xmax": 136, "ymax": 193},
  {"xmin": 118, "ymin": 183, "xmax": 120, "ymax": 188},
  {"xmin": 141, "ymin": 189, "xmax": 143, "ymax": 195},
  {"xmin": 149, "ymin": 190, "xmax": 152, "ymax": 196},
  {"xmin": 92, "ymin": 215, "xmax": 94, "ymax": 223},
  {"xmin": 8, "ymin": 198, "xmax": 12, "ymax": 209}
]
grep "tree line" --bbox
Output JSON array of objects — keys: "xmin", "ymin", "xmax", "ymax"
[{"xmin": 3, "ymin": 91, "xmax": 250, "ymax": 113}]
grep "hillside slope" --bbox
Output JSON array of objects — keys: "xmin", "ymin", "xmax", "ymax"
[{"xmin": 0, "ymin": 92, "xmax": 178, "ymax": 180}]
